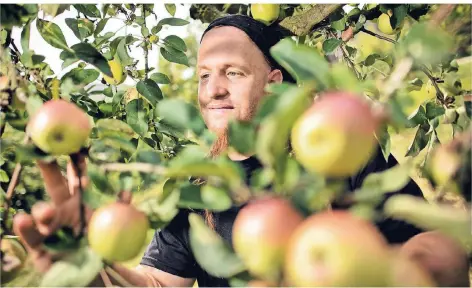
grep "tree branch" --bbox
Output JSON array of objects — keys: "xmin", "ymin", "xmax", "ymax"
[
  {"xmin": 279, "ymin": 4, "xmax": 342, "ymax": 36},
  {"xmin": 143, "ymin": 5, "xmax": 149, "ymax": 79},
  {"xmin": 359, "ymin": 27, "xmax": 396, "ymax": 44}
]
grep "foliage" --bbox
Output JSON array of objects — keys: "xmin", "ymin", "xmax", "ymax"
[{"xmin": 0, "ymin": 3, "xmax": 471, "ymax": 287}]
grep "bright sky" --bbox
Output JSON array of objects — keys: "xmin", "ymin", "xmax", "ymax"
[{"xmin": 10, "ymin": 4, "xmax": 200, "ymax": 87}]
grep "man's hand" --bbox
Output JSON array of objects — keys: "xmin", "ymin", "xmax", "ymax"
[{"xmin": 12, "ymin": 154, "xmax": 93, "ymax": 273}]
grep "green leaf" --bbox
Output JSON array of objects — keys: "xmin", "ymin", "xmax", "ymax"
[
  {"xmin": 26, "ymin": 94, "xmax": 43, "ymax": 116},
  {"xmin": 189, "ymin": 213, "xmax": 245, "ymax": 278},
  {"xmin": 116, "ymin": 36, "xmax": 134, "ymax": 66},
  {"xmin": 41, "ymin": 247, "xmax": 103, "ymax": 287},
  {"xmin": 61, "ymin": 68, "xmax": 99, "ymax": 86},
  {"xmin": 141, "ymin": 26, "xmax": 150, "ymax": 37},
  {"xmin": 151, "ymin": 25, "xmax": 162, "ymax": 34},
  {"xmin": 156, "ymin": 99, "xmax": 206, "ymax": 136},
  {"xmin": 71, "ymin": 43, "xmax": 113, "ymax": 77},
  {"xmin": 163, "ymin": 35, "xmax": 187, "ymax": 52},
  {"xmin": 74, "ymin": 4, "xmax": 101, "ymax": 18},
  {"xmin": 60, "ymin": 50, "xmax": 79, "ymax": 69},
  {"xmin": 36, "ymin": 19, "xmax": 69, "ymax": 50},
  {"xmin": 270, "ymin": 38, "xmax": 330, "ymax": 87},
  {"xmin": 126, "ymin": 99, "xmax": 148, "ymax": 137},
  {"xmin": 158, "ymin": 17, "xmax": 189, "ymax": 26},
  {"xmin": 391, "ymin": 5, "xmax": 408, "ymax": 29},
  {"xmin": 95, "ymin": 119, "xmax": 135, "ymax": 140},
  {"xmin": 0, "ymin": 170, "xmax": 9, "ymax": 182},
  {"xmin": 94, "ymin": 18, "xmax": 109, "ymax": 36},
  {"xmin": 21, "ymin": 20, "xmax": 31, "ymax": 52},
  {"xmin": 228, "ymin": 120, "xmax": 255, "ymax": 155},
  {"xmin": 100, "ymin": 135, "xmax": 137, "ymax": 154},
  {"xmin": 136, "ymin": 150, "xmax": 161, "ymax": 164},
  {"xmin": 353, "ymin": 162, "xmax": 413, "ymax": 203},
  {"xmin": 88, "ymin": 164, "xmax": 115, "ymax": 195},
  {"xmin": 164, "ymin": 4, "xmax": 176, "ymax": 16},
  {"xmin": 376, "ymin": 125, "xmax": 391, "ymax": 161},
  {"xmin": 150, "ymin": 72, "xmax": 171, "ymax": 84},
  {"xmin": 329, "ymin": 10, "xmax": 346, "ymax": 31},
  {"xmin": 65, "ymin": 18, "xmax": 82, "ymax": 40},
  {"xmin": 136, "ymin": 79, "xmax": 163, "ymax": 107},
  {"xmin": 425, "ymin": 101, "xmax": 445, "ymax": 119},
  {"xmin": 178, "ymin": 184, "xmax": 232, "ymax": 212},
  {"xmin": 322, "ymin": 38, "xmax": 342, "ymax": 54},
  {"xmin": 384, "ymin": 195, "xmax": 472, "ymax": 248},
  {"xmin": 405, "ymin": 125, "xmax": 430, "ymax": 157},
  {"xmin": 160, "ymin": 47, "xmax": 189, "ymax": 66},
  {"xmin": 406, "ymin": 105, "xmax": 428, "ymax": 128}
]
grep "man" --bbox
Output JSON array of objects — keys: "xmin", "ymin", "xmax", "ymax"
[{"xmin": 13, "ymin": 15, "xmax": 469, "ymax": 287}]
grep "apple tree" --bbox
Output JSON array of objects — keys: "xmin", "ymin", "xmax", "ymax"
[{"xmin": 0, "ymin": 3, "xmax": 471, "ymax": 287}]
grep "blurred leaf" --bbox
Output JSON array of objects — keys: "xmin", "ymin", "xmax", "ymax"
[
  {"xmin": 228, "ymin": 120, "xmax": 255, "ymax": 155},
  {"xmin": 36, "ymin": 19, "xmax": 69, "ymax": 50},
  {"xmin": 189, "ymin": 213, "xmax": 245, "ymax": 278},
  {"xmin": 126, "ymin": 99, "xmax": 149, "ymax": 137},
  {"xmin": 271, "ymin": 38, "xmax": 330, "ymax": 87},
  {"xmin": 390, "ymin": 5, "xmax": 407, "ymax": 29},
  {"xmin": 21, "ymin": 20, "xmax": 31, "ymax": 52},
  {"xmin": 150, "ymin": 72, "xmax": 171, "ymax": 84},
  {"xmin": 376, "ymin": 125, "xmax": 391, "ymax": 161},
  {"xmin": 322, "ymin": 38, "xmax": 342, "ymax": 54},
  {"xmin": 384, "ymin": 195, "xmax": 472, "ymax": 248},
  {"xmin": 94, "ymin": 18, "xmax": 109, "ymax": 36},
  {"xmin": 425, "ymin": 101, "xmax": 445, "ymax": 119},
  {"xmin": 165, "ymin": 4, "xmax": 176, "ymax": 16},
  {"xmin": 62, "ymin": 68, "xmax": 99, "ymax": 86},
  {"xmin": 406, "ymin": 105, "xmax": 428, "ymax": 128},
  {"xmin": 100, "ymin": 135, "xmax": 137, "ymax": 154},
  {"xmin": 158, "ymin": 17, "xmax": 189, "ymax": 26},
  {"xmin": 41, "ymin": 247, "xmax": 103, "ymax": 287},
  {"xmin": 26, "ymin": 95, "xmax": 44, "ymax": 118},
  {"xmin": 160, "ymin": 47, "xmax": 189, "ymax": 66},
  {"xmin": 178, "ymin": 184, "xmax": 232, "ymax": 212},
  {"xmin": 156, "ymin": 99, "xmax": 206, "ymax": 136},
  {"xmin": 329, "ymin": 10, "xmax": 346, "ymax": 31},
  {"xmin": 405, "ymin": 125, "xmax": 430, "ymax": 157},
  {"xmin": 163, "ymin": 35, "xmax": 187, "ymax": 52},
  {"xmin": 353, "ymin": 162, "xmax": 413, "ymax": 203},
  {"xmin": 71, "ymin": 43, "xmax": 113, "ymax": 77},
  {"xmin": 0, "ymin": 170, "xmax": 9, "ymax": 182},
  {"xmin": 136, "ymin": 150, "xmax": 161, "ymax": 164},
  {"xmin": 74, "ymin": 4, "xmax": 101, "ymax": 18},
  {"xmin": 137, "ymin": 79, "xmax": 163, "ymax": 107},
  {"xmin": 88, "ymin": 164, "xmax": 114, "ymax": 194},
  {"xmin": 96, "ymin": 119, "xmax": 135, "ymax": 140}
]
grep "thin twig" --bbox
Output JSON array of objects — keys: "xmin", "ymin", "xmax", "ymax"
[
  {"xmin": 360, "ymin": 27, "xmax": 396, "ymax": 44},
  {"xmin": 99, "ymin": 269, "xmax": 113, "ymax": 287},
  {"xmin": 105, "ymin": 265, "xmax": 133, "ymax": 287},
  {"xmin": 100, "ymin": 163, "xmax": 167, "ymax": 174},
  {"xmin": 143, "ymin": 4, "xmax": 149, "ymax": 79}
]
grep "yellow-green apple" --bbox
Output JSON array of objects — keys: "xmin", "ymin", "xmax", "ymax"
[
  {"xmin": 232, "ymin": 196, "xmax": 304, "ymax": 282},
  {"xmin": 251, "ymin": 4, "xmax": 280, "ymax": 25},
  {"xmin": 27, "ymin": 99, "xmax": 92, "ymax": 155},
  {"xmin": 291, "ymin": 91, "xmax": 379, "ymax": 178},
  {"xmin": 87, "ymin": 202, "xmax": 150, "ymax": 262},
  {"xmin": 284, "ymin": 210, "xmax": 391, "ymax": 287}
]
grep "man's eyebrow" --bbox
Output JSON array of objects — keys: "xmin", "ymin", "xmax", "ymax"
[{"xmin": 197, "ymin": 62, "xmax": 251, "ymax": 73}]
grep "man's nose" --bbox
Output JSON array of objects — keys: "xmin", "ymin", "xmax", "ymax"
[{"xmin": 206, "ymin": 74, "xmax": 229, "ymax": 99}]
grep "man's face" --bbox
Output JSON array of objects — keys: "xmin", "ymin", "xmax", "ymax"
[{"xmin": 197, "ymin": 26, "xmax": 282, "ymax": 134}]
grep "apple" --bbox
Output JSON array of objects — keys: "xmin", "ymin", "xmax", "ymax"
[
  {"xmin": 103, "ymin": 58, "xmax": 126, "ymax": 86},
  {"xmin": 87, "ymin": 202, "xmax": 150, "ymax": 262},
  {"xmin": 251, "ymin": 4, "xmax": 280, "ymax": 25},
  {"xmin": 1, "ymin": 237, "xmax": 27, "ymax": 283},
  {"xmin": 377, "ymin": 13, "xmax": 402, "ymax": 35},
  {"xmin": 284, "ymin": 210, "xmax": 391, "ymax": 287},
  {"xmin": 388, "ymin": 253, "xmax": 436, "ymax": 287},
  {"xmin": 27, "ymin": 99, "xmax": 92, "ymax": 155},
  {"xmin": 291, "ymin": 91, "xmax": 379, "ymax": 178},
  {"xmin": 149, "ymin": 35, "xmax": 159, "ymax": 44},
  {"xmin": 232, "ymin": 196, "xmax": 304, "ymax": 282}
]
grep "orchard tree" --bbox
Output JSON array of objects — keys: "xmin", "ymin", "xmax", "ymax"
[{"xmin": 0, "ymin": 3, "xmax": 471, "ymax": 287}]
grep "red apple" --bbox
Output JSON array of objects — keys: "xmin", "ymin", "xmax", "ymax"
[
  {"xmin": 291, "ymin": 91, "xmax": 379, "ymax": 178},
  {"xmin": 284, "ymin": 210, "xmax": 391, "ymax": 287},
  {"xmin": 27, "ymin": 99, "xmax": 91, "ymax": 155},
  {"xmin": 232, "ymin": 196, "xmax": 304, "ymax": 282}
]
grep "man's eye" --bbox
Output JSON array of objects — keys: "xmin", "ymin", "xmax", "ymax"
[
  {"xmin": 200, "ymin": 74, "xmax": 209, "ymax": 80},
  {"xmin": 227, "ymin": 71, "xmax": 242, "ymax": 77}
]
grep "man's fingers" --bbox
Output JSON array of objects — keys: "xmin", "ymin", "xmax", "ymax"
[
  {"xmin": 67, "ymin": 154, "xmax": 89, "ymax": 196},
  {"xmin": 12, "ymin": 213, "xmax": 45, "ymax": 252},
  {"xmin": 31, "ymin": 202, "xmax": 58, "ymax": 235},
  {"xmin": 37, "ymin": 160, "xmax": 70, "ymax": 205}
]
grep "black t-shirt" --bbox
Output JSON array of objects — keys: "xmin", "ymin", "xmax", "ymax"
[{"xmin": 140, "ymin": 148, "xmax": 424, "ymax": 287}]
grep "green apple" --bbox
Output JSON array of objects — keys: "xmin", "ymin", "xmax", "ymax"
[
  {"xmin": 1, "ymin": 237, "xmax": 27, "ymax": 283},
  {"xmin": 88, "ymin": 202, "xmax": 150, "ymax": 262},
  {"xmin": 232, "ymin": 196, "xmax": 304, "ymax": 282},
  {"xmin": 27, "ymin": 99, "xmax": 92, "ymax": 155},
  {"xmin": 377, "ymin": 13, "xmax": 403, "ymax": 35},
  {"xmin": 251, "ymin": 4, "xmax": 280, "ymax": 25},
  {"xmin": 284, "ymin": 211, "xmax": 391, "ymax": 287},
  {"xmin": 291, "ymin": 91, "xmax": 379, "ymax": 178},
  {"xmin": 103, "ymin": 58, "xmax": 126, "ymax": 86}
]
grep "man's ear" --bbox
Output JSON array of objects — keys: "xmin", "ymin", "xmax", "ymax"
[{"xmin": 268, "ymin": 69, "xmax": 283, "ymax": 84}]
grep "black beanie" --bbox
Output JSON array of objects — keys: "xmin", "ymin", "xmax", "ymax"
[{"xmin": 201, "ymin": 14, "xmax": 296, "ymax": 84}]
